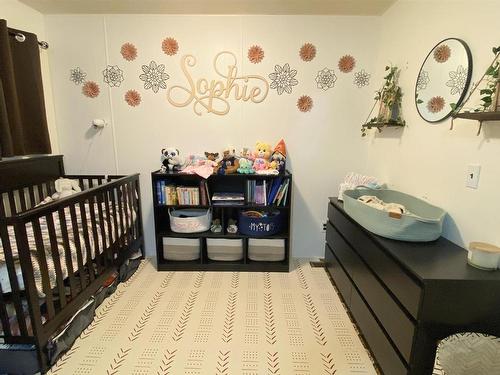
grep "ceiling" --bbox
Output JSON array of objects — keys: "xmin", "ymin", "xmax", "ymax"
[{"xmin": 18, "ymin": 0, "xmax": 397, "ymax": 15}]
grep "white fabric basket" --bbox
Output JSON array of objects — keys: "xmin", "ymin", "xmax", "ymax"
[{"xmin": 169, "ymin": 209, "xmax": 211, "ymax": 233}]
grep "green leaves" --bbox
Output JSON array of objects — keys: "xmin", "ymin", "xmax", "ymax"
[
  {"xmin": 417, "ymin": 99, "xmax": 424, "ymax": 104},
  {"xmin": 493, "ymin": 46, "xmax": 500, "ymax": 55},
  {"xmin": 480, "ymin": 89, "xmax": 493, "ymax": 95}
]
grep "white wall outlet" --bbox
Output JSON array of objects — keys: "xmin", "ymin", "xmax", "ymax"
[{"xmin": 466, "ymin": 164, "xmax": 481, "ymax": 189}]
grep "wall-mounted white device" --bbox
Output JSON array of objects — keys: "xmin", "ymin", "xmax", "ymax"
[{"xmin": 92, "ymin": 119, "xmax": 107, "ymax": 129}]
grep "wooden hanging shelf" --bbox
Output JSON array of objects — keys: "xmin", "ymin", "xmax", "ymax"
[
  {"xmin": 452, "ymin": 111, "xmax": 500, "ymax": 121},
  {"xmin": 362, "ymin": 121, "xmax": 405, "ymax": 130},
  {"xmin": 452, "ymin": 111, "xmax": 500, "ymax": 135}
]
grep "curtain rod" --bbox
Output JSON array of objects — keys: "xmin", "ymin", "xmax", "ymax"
[{"xmin": 8, "ymin": 31, "xmax": 49, "ymax": 49}]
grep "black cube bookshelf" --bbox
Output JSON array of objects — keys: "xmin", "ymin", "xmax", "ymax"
[{"xmin": 151, "ymin": 170, "xmax": 292, "ymax": 272}]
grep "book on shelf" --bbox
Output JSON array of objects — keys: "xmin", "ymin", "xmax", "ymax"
[
  {"xmin": 212, "ymin": 192, "xmax": 244, "ymax": 201},
  {"xmin": 246, "ymin": 178, "xmax": 289, "ymax": 207},
  {"xmin": 157, "ymin": 183, "xmax": 202, "ymax": 206}
]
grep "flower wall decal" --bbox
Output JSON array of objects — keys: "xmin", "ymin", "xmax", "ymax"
[
  {"xmin": 434, "ymin": 44, "xmax": 451, "ymax": 63},
  {"xmin": 125, "ymin": 90, "xmax": 141, "ymax": 107},
  {"xmin": 162, "ymin": 37, "xmax": 179, "ymax": 56},
  {"xmin": 353, "ymin": 69, "xmax": 370, "ymax": 88},
  {"xmin": 103, "ymin": 65, "xmax": 124, "ymax": 87},
  {"xmin": 139, "ymin": 61, "xmax": 170, "ymax": 93},
  {"xmin": 248, "ymin": 45, "xmax": 264, "ymax": 64},
  {"xmin": 427, "ymin": 96, "xmax": 445, "ymax": 113},
  {"xmin": 299, "ymin": 43, "xmax": 316, "ymax": 62},
  {"xmin": 70, "ymin": 67, "xmax": 86, "ymax": 85},
  {"xmin": 268, "ymin": 63, "xmax": 299, "ymax": 95},
  {"xmin": 297, "ymin": 95, "xmax": 313, "ymax": 112},
  {"xmin": 121, "ymin": 42, "xmax": 137, "ymax": 61},
  {"xmin": 446, "ymin": 65, "xmax": 467, "ymax": 95},
  {"xmin": 338, "ymin": 55, "xmax": 356, "ymax": 73},
  {"xmin": 416, "ymin": 70, "xmax": 430, "ymax": 91},
  {"xmin": 82, "ymin": 81, "xmax": 100, "ymax": 98},
  {"xmin": 315, "ymin": 68, "xmax": 337, "ymax": 90}
]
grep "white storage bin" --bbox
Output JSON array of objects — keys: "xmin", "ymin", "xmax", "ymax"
[
  {"xmin": 207, "ymin": 238, "xmax": 243, "ymax": 261},
  {"xmin": 248, "ymin": 239, "xmax": 285, "ymax": 261},
  {"xmin": 163, "ymin": 237, "xmax": 200, "ymax": 261},
  {"xmin": 169, "ymin": 209, "xmax": 211, "ymax": 233}
]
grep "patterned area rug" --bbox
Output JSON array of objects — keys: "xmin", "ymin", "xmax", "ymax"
[{"xmin": 48, "ymin": 259, "xmax": 377, "ymax": 374}]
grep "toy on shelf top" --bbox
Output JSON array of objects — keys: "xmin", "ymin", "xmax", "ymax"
[
  {"xmin": 216, "ymin": 147, "xmax": 240, "ymax": 175},
  {"xmin": 160, "ymin": 147, "xmax": 183, "ymax": 172}
]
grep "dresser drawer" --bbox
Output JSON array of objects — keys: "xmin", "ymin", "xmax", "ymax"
[
  {"xmin": 328, "ymin": 202, "xmax": 421, "ymax": 318},
  {"xmin": 325, "ymin": 244, "xmax": 352, "ymax": 306},
  {"xmin": 350, "ymin": 286, "xmax": 408, "ymax": 375},
  {"xmin": 327, "ymin": 222, "xmax": 415, "ymax": 363}
]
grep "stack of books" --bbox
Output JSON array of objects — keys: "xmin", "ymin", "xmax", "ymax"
[
  {"xmin": 212, "ymin": 192, "xmax": 245, "ymax": 206},
  {"xmin": 156, "ymin": 181, "xmax": 210, "ymax": 206},
  {"xmin": 267, "ymin": 178, "xmax": 290, "ymax": 207}
]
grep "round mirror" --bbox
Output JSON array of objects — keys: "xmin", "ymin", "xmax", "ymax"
[{"xmin": 415, "ymin": 38, "xmax": 472, "ymax": 123}]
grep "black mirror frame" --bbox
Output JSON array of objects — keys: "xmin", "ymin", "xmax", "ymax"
[{"xmin": 415, "ymin": 38, "xmax": 473, "ymax": 124}]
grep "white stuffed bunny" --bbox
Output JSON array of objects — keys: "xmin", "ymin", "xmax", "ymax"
[{"xmin": 37, "ymin": 178, "xmax": 82, "ymax": 206}]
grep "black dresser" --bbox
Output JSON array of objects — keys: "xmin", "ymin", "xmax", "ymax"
[{"xmin": 325, "ymin": 198, "xmax": 500, "ymax": 375}]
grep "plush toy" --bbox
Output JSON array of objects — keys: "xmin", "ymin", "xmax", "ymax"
[
  {"xmin": 237, "ymin": 158, "xmax": 255, "ymax": 174},
  {"xmin": 253, "ymin": 142, "xmax": 272, "ymax": 172},
  {"xmin": 239, "ymin": 147, "xmax": 254, "ymax": 161},
  {"xmin": 217, "ymin": 147, "xmax": 239, "ymax": 175},
  {"xmin": 160, "ymin": 147, "xmax": 183, "ymax": 172},
  {"xmin": 38, "ymin": 178, "xmax": 82, "ymax": 206},
  {"xmin": 204, "ymin": 152, "xmax": 219, "ymax": 162},
  {"xmin": 271, "ymin": 139, "xmax": 287, "ymax": 173}
]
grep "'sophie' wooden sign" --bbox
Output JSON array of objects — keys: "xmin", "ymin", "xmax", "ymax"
[{"xmin": 167, "ymin": 51, "xmax": 269, "ymax": 116}]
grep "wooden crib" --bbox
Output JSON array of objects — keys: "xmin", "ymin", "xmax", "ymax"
[{"xmin": 0, "ymin": 154, "xmax": 144, "ymax": 372}]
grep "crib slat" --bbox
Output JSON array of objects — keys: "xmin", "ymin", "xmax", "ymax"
[
  {"xmin": 32, "ymin": 219, "xmax": 56, "ymax": 319},
  {"xmin": 96, "ymin": 192, "xmax": 108, "ymax": 269},
  {"xmin": 0, "ymin": 282, "xmax": 11, "ymax": 337},
  {"xmin": 116, "ymin": 187, "xmax": 125, "ymax": 249},
  {"xmin": 7, "ymin": 191, "xmax": 17, "ymax": 215},
  {"xmin": 46, "ymin": 214, "xmax": 67, "ymax": 308},
  {"xmin": 28, "ymin": 185, "xmax": 36, "ymax": 209},
  {"xmin": 69, "ymin": 204, "xmax": 87, "ymax": 290},
  {"xmin": 127, "ymin": 182, "xmax": 136, "ymax": 241},
  {"xmin": 36, "ymin": 184, "xmax": 44, "ymax": 204},
  {"xmin": 1, "ymin": 224, "xmax": 29, "ymax": 336},
  {"xmin": 58, "ymin": 208, "xmax": 77, "ymax": 299},
  {"xmin": 87, "ymin": 196, "xmax": 102, "ymax": 275},
  {"xmin": 103, "ymin": 190, "xmax": 114, "ymax": 264},
  {"xmin": 88, "ymin": 179, "xmax": 94, "ymax": 188},
  {"xmin": 18, "ymin": 188, "xmax": 27, "ymax": 212},
  {"xmin": 109, "ymin": 188, "xmax": 120, "ymax": 260},
  {"xmin": 121, "ymin": 184, "xmax": 130, "ymax": 245},
  {"xmin": 79, "ymin": 201, "xmax": 95, "ymax": 283}
]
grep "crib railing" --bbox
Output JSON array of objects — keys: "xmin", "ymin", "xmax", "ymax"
[{"xmin": 0, "ymin": 173, "xmax": 143, "ymax": 369}]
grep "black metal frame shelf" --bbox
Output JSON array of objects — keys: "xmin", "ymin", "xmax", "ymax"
[{"xmin": 152, "ymin": 170, "xmax": 292, "ymax": 272}]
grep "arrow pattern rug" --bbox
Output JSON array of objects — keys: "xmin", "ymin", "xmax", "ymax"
[{"xmin": 48, "ymin": 259, "xmax": 378, "ymax": 374}]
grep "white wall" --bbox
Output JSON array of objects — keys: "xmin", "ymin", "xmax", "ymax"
[
  {"xmin": 364, "ymin": 0, "xmax": 500, "ymax": 249},
  {"xmin": 45, "ymin": 14, "xmax": 381, "ymax": 257},
  {"xmin": 2, "ymin": 0, "xmax": 59, "ymax": 152}
]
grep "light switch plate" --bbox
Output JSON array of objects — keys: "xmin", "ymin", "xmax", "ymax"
[{"xmin": 466, "ymin": 164, "xmax": 481, "ymax": 189}]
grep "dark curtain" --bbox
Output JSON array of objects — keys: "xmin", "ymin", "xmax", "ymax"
[{"xmin": 0, "ymin": 19, "xmax": 51, "ymax": 157}]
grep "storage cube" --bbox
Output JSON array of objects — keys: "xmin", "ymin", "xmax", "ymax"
[
  {"xmin": 248, "ymin": 239, "xmax": 285, "ymax": 261},
  {"xmin": 207, "ymin": 238, "xmax": 243, "ymax": 261},
  {"xmin": 163, "ymin": 238, "xmax": 200, "ymax": 261}
]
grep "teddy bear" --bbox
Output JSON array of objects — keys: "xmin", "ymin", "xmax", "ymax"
[
  {"xmin": 204, "ymin": 152, "xmax": 219, "ymax": 162},
  {"xmin": 237, "ymin": 158, "xmax": 255, "ymax": 174},
  {"xmin": 160, "ymin": 147, "xmax": 183, "ymax": 172},
  {"xmin": 253, "ymin": 142, "xmax": 272, "ymax": 172},
  {"xmin": 217, "ymin": 147, "xmax": 240, "ymax": 175}
]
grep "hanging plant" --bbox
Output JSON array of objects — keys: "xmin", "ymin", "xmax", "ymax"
[
  {"xmin": 451, "ymin": 46, "xmax": 500, "ymax": 115},
  {"xmin": 361, "ymin": 65, "xmax": 405, "ymax": 137}
]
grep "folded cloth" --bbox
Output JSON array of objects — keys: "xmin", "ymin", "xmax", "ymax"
[
  {"xmin": 181, "ymin": 160, "xmax": 217, "ymax": 179},
  {"xmin": 358, "ymin": 195, "xmax": 409, "ymax": 215}
]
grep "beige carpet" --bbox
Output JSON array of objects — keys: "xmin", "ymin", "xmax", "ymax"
[{"xmin": 48, "ymin": 259, "xmax": 377, "ymax": 374}]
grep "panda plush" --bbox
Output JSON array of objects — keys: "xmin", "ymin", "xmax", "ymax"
[{"xmin": 160, "ymin": 147, "xmax": 183, "ymax": 172}]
